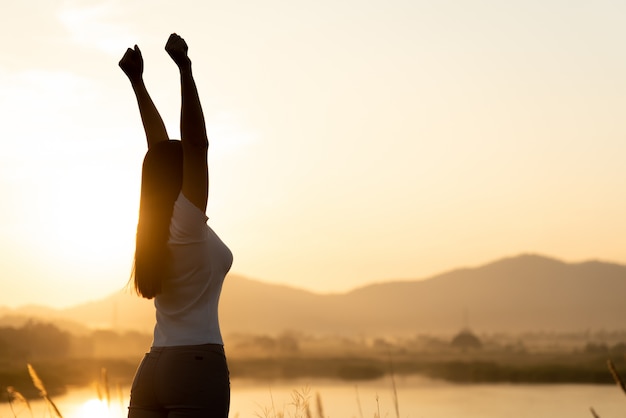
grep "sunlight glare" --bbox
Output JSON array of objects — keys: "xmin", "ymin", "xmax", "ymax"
[
  {"xmin": 77, "ymin": 398, "xmax": 109, "ymax": 418},
  {"xmin": 42, "ymin": 178, "xmax": 138, "ymax": 265}
]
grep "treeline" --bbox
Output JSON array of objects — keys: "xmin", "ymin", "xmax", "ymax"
[
  {"xmin": 0, "ymin": 321, "xmax": 148, "ymax": 400},
  {"xmin": 3, "ymin": 320, "xmax": 626, "ymax": 363},
  {"xmin": 0, "ymin": 321, "xmax": 70, "ymax": 360},
  {"xmin": 0, "ymin": 320, "xmax": 151, "ymax": 361},
  {"xmin": 1, "ymin": 320, "xmax": 626, "ymax": 400}
]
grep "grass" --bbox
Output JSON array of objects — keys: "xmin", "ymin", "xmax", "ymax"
[
  {"xmin": 6, "ymin": 386, "xmax": 32, "ymax": 418},
  {"xmin": 252, "ymin": 385, "xmax": 397, "ymax": 418},
  {"xmin": 4, "ymin": 364, "xmax": 398, "ymax": 418},
  {"xmin": 27, "ymin": 364, "xmax": 63, "ymax": 418},
  {"xmin": 589, "ymin": 357, "xmax": 626, "ymax": 418},
  {"xmin": 3, "ymin": 357, "xmax": 625, "ymax": 417},
  {"xmin": 4, "ymin": 364, "xmax": 123, "ymax": 418},
  {"xmin": 252, "ymin": 357, "xmax": 402, "ymax": 418},
  {"xmin": 607, "ymin": 359, "xmax": 626, "ymax": 396},
  {"xmin": 252, "ymin": 387, "xmax": 316, "ymax": 418},
  {"xmin": 4, "ymin": 364, "xmax": 63, "ymax": 418}
]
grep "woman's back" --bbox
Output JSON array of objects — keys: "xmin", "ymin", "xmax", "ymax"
[{"xmin": 154, "ymin": 192, "xmax": 233, "ymax": 347}]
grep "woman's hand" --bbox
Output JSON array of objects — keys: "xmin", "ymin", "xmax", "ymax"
[
  {"xmin": 165, "ymin": 33, "xmax": 191, "ymax": 71},
  {"xmin": 119, "ymin": 45, "xmax": 143, "ymax": 82}
]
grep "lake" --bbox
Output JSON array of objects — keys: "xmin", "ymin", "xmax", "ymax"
[{"xmin": 1, "ymin": 376, "xmax": 624, "ymax": 417}]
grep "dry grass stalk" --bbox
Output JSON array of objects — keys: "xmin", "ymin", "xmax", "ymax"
[
  {"xmin": 589, "ymin": 406, "xmax": 601, "ymax": 418},
  {"xmin": 26, "ymin": 363, "xmax": 63, "ymax": 418},
  {"xmin": 96, "ymin": 378, "xmax": 103, "ymax": 402},
  {"xmin": 256, "ymin": 387, "xmax": 313, "ymax": 418},
  {"xmin": 607, "ymin": 359, "xmax": 626, "ymax": 396},
  {"xmin": 101, "ymin": 367, "xmax": 110, "ymax": 408},
  {"xmin": 270, "ymin": 386, "xmax": 278, "ymax": 418},
  {"xmin": 253, "ymin": 405, "xmax": 273, "ymax": 418},
  {"xmin": 6, "ymin": 386, "xmax": 33, "ymax": 418},
  {"xmin": 389, "ymin": 355, "xmax": 400, "ymax": 418},
  {"xmin": 375, "ymin": 394, "xmax": 381, "ymax": 418},
  {"xmin": 315, "ymin": 392, "xmax": 324, "ymax": 418},
  {"xmin": 95, "ymin": 367, "xmax": 111, "ymax": 409},
  {"xmin": 254, "ymin": 387, "xmax": 283, "ymax": 418},
  {"xmin": 117, "ymin": 382, "xmax": 124, "ymax": 410},
  {"xmin": 26, "ymin": 364, "xmax": 47, "ymax": 397},
  {"xmin": 289, "ymin": 387, "xmax": 311, "ymax": 418},
  {"xmin": 354, "ymin": 385, "xmax": 364, "ymax": 418}
]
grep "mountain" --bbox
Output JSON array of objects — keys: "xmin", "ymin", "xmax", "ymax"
[
  {"xmin": 221, "ymin": 254, "xmax": 626, "ymax": 335},
  {"xmin": 2, "ymin": 254, "xmax": 626, "ymax": 336}
]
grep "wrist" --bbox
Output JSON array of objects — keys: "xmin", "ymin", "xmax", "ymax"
[
  {"xmin": 129, "ymin": 76, "xmax": 145, "ymax": 87},
  {"xmin": 178, "ymin": 61, "xmax": 192, "ymax": 75}
]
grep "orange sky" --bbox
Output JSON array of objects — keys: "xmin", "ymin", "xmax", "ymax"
[{"xmin": 1, "ymin": 0, "xmax": 626, "ymax": 308}]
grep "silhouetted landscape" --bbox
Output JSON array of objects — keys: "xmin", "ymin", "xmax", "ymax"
[{"xmin": 1, "ymin": 254, "xmax": 626, "ymax": 399}]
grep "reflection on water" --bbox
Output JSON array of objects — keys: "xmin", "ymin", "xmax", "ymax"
[
  {"xmin": 76, "ymin": 398, "xmax": 114, "ymax": 418},
  {"xmin": 1, "ymin": 377, "xmax": 624, "ymax": 418}
]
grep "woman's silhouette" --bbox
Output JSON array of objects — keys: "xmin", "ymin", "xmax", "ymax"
[{"xmin": 119, "ymin": 33, "xmax": 233, "ymax": 418}]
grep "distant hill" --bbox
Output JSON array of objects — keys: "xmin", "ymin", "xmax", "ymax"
[{"xmin": 2, "ymin": 254, "xmax": 626, "ymax": 336}]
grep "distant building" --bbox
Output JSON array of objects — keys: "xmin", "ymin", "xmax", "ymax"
[{"xmin": 451, "ymin": 328, "xmax": 482, "ymax": 350}]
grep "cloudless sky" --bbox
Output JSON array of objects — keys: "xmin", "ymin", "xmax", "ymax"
[{"xmin": 1, "ymin": 0, "xmax": 626, "ymax": 308}]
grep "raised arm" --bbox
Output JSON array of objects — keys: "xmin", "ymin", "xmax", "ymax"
[
  {"xmin": 165, "ymin": 33, "xmax": 209, "ymax": 212},
  {"xmin": 119, "ymin": 45, "xmax": 169, "ymax": 148}
]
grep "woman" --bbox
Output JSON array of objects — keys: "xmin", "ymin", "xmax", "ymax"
[{"xmin": 119, "ymin": 33, "xmax": 233, "ymax": 418}]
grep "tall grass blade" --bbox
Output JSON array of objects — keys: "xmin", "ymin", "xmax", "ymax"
[
  {"xmin": 354, "ymin": 385, "xmax": 364, "ymax": 418},
  {"xmin": 270, "ymin": 386, "xmax": 277, "ymax": 418},
  {"xmin": 96, "ymin": 379, "xmax": 103, "ymax": 402},
  {"xmin": 590, "ymin": 406, "xmax": 601, "ymax": 418},
  {"xmin": 117, "ymin": 382, "xmax": 124, "ymax": 409},
  {"xmin": 389, "ymin": 353, "xmax": 400, "ymax": 418},
  {"xmin": 26, "ymin": 363, "xmax": 64, "ymax": 418},
  {"xmin": 375, "ymin": 394, "xmax": 381, "ymax": 418},
  {"xmin": 607, "ymin": 359, "xmax": 626, "ymax": 396},
  {"xmin": 289, "ymin": 387, "xmax": 310, "ymax": 418},
  {"xmin": 101, "ymin": 367, "xmax": 111, "ymax": 408},
  {"xmin": 315, "ymin": 392, "xmax": 324, "ymax": 418},
  {"xmin": 26, "ymin": 364, "xmax": 47, "ymax": 397},
  {"xmin": 46, "ymin": 397, "xmax": 64, "ymax": 418},
  {"xmin": 6, "ymin": 386, "xmax": 33, "ymax": 418}
]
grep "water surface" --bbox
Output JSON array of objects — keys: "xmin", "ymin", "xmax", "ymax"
[{"xmin": 1, "ymin": 377, "xmax": 623, "ymax": 417}]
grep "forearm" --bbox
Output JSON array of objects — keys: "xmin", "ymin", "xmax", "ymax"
[
  {"xmin": 165, "ymin": 34, "xmax": 210, "ymax": 211},
  {"xmin": 179, "ymin": 66, "xmax": 208, "ymax": 148},
  {"xmin": 130, "ymin": 78, "xmax": 169, "ymax": 147}
]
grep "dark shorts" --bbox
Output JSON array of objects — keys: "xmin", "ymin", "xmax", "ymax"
[{"xmin": 128, "ymin": 344, "xmax": 230, "ymax": 418}]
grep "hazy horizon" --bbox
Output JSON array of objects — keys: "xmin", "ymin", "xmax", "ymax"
[
  {"xmin": 0, "ymin": 251, "xmax": 553, "ymax": 309},
  {"xmin": 2, "ymin": 1, "xmax": 626, "ymax": 308},
  {"xmin": 1, "ymin": 252, "xmax": 625, "ymax": 312}
]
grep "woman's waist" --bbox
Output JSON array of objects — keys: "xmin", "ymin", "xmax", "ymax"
[{"xmin": 150, "ymin": 342, "xmax": 225, "ymax": 354}]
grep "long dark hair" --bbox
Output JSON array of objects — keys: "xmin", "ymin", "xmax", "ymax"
[{"xmin": 132, "ymin": 140, "xmax": 183, "ymax": 299}]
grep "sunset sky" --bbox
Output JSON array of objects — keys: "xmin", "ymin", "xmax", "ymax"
[{"xmin": 1, "ymin": 0, "xmax": 626, "ymax": 308}]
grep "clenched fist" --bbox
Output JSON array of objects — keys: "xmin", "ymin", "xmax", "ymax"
[
  {"xmin": 165, "ymin": 33, "xmax": 191, "ymax": 70},
  {"xmin": 119, "ymin": 45, "xmax": 143, "ymax": 81}
]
